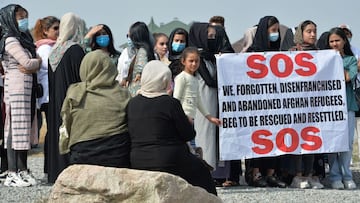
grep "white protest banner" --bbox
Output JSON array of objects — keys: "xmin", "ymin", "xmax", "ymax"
[{"xmin": 216, "ymin": 50, "xmax": 349, "ymax": 160}]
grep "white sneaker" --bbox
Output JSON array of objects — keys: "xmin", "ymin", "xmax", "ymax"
[
  {"xmin": 0, "ymin": 170, "xmax": 8, "ymax": 179},
  {"xmin": 325, "ymin": 163, "xmax": 330, "ymax": 174},
  {"xmin": 290, "ymin": 176, "xmax": 310, "ymax": 189},
  {"xmin": 343, "ymin": 180, "xmax": 357, "ymax": 190},
  {"xmin": 307, "ymin": 176, "xmax": 324, "ymax": 189},
  {"xmin": 4, "ymin": 172, "xmax": 31, "ymax": 187},
  {"xmin": 19, "ymin": 170, "xmax": 37, "ymax": 186},
  {"xmin": 331, "ymin": 180, "xmax": 344, "ymax": 189}
]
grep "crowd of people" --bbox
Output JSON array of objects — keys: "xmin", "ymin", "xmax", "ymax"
[{"xmin": 0, "ymin": 3, "xmax": 359, "ymax": 195}]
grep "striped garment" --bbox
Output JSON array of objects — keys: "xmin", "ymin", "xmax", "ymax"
[{"xmin": 2, "ymin": 37, "xmax": 40, "ymax": 150}]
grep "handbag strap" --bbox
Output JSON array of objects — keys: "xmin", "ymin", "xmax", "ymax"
[{"xmin": 126, "ymin": 54, "xmax": 137, "ymax": 82}]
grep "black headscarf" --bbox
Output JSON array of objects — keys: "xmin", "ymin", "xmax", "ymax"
[
  {"xmin": 316, "ymin": 31, "xmax": 330, "ymax": 50},
  {"xmin": 247, "ymin": 16, "xmax": 281, "ymax": 52},
  {"xmin": 1, "ymin": 4, "xmax": 38, "ymax": 125},
  {"xmin": 167, "ymin": 28, "xmax": 188, "ymax": 78},
  {"xmin": 168, "ymin": 27, "xmax": 189, "ymax": 61},
  {"xmin": 214, "ymin": 25, "xmax": 234, "ymax": 53},
  {"xmin": 0, "ymin": 4, "xmax": 36, "ymax": 58},
  {"xmin": 188, "ymin": 22, "xmax": 234, "ymax": 88},
  {"xmin": 188, "ymin": 22, "xmax": 215, "ymax": 61}
]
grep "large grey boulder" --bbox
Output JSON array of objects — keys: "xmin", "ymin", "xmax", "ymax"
[{"xmin": 48, "ymin": 164, "xmax": 222, "ymax": 203}]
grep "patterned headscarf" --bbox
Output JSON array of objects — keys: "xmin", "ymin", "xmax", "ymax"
[
  {"xmin": 139, "ymin": 60, "xmax": 171, "ymax": 98},
  {"xmin": 293, "ymin": 20, "xmax": 317, "ymax": 50},
  {"xmin": 0, "ymin": 4, "xmax": 36, "ymax": 58},
  {"xmin": 49, "ymin": 12, "xmax": 86, "ymax": 71},
  {"xmin": 293, "ymin": 21, "xmax": 305, "ymax": 45}
]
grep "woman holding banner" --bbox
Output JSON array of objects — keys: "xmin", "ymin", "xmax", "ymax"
[
  {"xmin": 327, "ymin": 27, "xmax": 358, "ymax": 190},
  {"xmin": 288, "ymin": 20, "xmax": 324, "ymax": 189},
  {"xmin": 245, "ymin": 16, "xmax": 286, "ymax": 188}
]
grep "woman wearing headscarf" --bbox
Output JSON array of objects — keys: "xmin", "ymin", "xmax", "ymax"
[
  {"xmin": 246, "ymin": 16, "xmax": 281, "ymax": 52},
  {"xmin": 288, "ymin": 20, "xmax": 324, "ymax": 189},
  {"xmin": 188, "ymin": 22, "xmax": 239, "ymax": 187},
  {"xmin": 187, "ymin": 23, "xmax": 218, "ymax": 173},
  {"xmin": 245, "ymin": 16, "xmax": 286, "ymax": 188},
  {"xmin": 168, "ymin": 28, "xmax": 189, "ymax": 75},
  {"xmin": 127, "ymin": 60, "xmax": 217, "ymax": 195},
  {"xmin": 291, "ymin": 20, "xmax": 318, "ymax": 51},
  {"xmin": 0, "ymin": 4, "xmax": 41, "ymax": 187},
  {"xmin": 47, "ymin": 12, "xmax": 86, "ymax": 183},
  {"xmin": 188, "ymin": 22, "xmax": 234, "ymax": 171},
  {"xmin": 60, "ymin": 50, "xmax": 131, "ymax": 167},
  {"xmin": 316, "ymin": 31, "xmax": 330, "ymax": 50},
  {"xmin": 167, "ymin": 27, "xmax": 189, "ymax": 95}
]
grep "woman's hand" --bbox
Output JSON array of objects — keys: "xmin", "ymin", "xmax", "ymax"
[
  {"xmin": 85, "ymin": 25, "xmax": 103, "ymax": 39},
  {"xmin": 119, "ymin": 79, "xmax": 127, "ymax": 87},
  {"xmin": 18, "ymin": 65, "xmax": 38, "ymax": 74},
  {"xmin": 344, "ymin": 70, "xmax": 350, "ymax": 82},
  {"xmin": 134, "ymin": 74, "xmax": 141, "ymax": 82},
  {"xmin": 206, "ymin": 115, "xmax": 222, "ymax": 126}
]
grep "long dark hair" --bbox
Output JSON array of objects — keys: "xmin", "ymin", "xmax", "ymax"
[
  {"xmin": 91, "ymin": 24, "xmax": 120, "ymax": 57},
  {"xmin": 129, "ymin": 21, "xmax": 155, "ymax": 61},
  {"xmin": 328, "ymin": 27, "xmax": 354, "ymax": 56}
]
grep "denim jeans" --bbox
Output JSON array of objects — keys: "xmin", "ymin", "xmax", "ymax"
[{"xmin": 328, "ymin": 111, "xmax": 355, "ymax": 182}]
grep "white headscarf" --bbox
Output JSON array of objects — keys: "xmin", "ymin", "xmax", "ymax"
[
  {"xmin": 49, "ymin": 12, "xmax": 86, "ymax": 71},
  {"xmin": 139, "ymin": 60, "xmax": 171, "ymax": 98}
]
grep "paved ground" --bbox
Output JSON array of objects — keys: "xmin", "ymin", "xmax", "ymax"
[
  {"xmin": 1, "ymin": 146, "xmax": 360, "ymax": 203},
  {"xmin": 1, "ymin": 121, "xmax": 360, "ymax": 202}
]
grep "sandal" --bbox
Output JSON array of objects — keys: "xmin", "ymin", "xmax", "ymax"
[{"xmin": 222, "ymin": 180, "xmax": 240, "ymax": 187}]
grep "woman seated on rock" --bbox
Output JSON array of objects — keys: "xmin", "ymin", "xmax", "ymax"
[
  {"xmin": 127, "ymin": 60, "xmax": 217, "ymax": 195},
  {"xmin": 60, "ymin": 50, "xmax": 131, "ymax": 168}
]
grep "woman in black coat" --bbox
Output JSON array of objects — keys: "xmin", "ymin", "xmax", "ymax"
[{"xmin": 127, "ymin": 60, "xmax": 217, "ymax": 195}]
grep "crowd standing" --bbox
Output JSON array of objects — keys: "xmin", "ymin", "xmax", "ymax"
[{"xmin": 0, "ymin": 3, "xmax": 359, "ymax": 196}]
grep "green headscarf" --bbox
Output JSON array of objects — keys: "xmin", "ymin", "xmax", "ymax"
[{"xmin": 60, "ymin": 50, "xmax": 130, "ymax": 153}]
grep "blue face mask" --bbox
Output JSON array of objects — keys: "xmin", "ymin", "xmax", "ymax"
[
  {"xmin": 17, "ymin": 18, "xmax": 29, "ymax": 32},
  {"xmin": 127, "ymin": 37, "xmax": 134, "ymax": 48},
  {"xmin": 96, "ymin": 35, "xmax": 110, "ymax": 48},
  {"xmin": 172, "ymin": 42, "xmax": 186, "ymax": 52},
  {"xmin": 268, "ymin": 32, "xmax": 279, "ymax": 42}
]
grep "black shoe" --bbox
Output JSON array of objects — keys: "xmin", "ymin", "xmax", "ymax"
[
  {"xmin": 252, "ymin": 177, "xmax": 268, "ymax": 187},
  {"xmin": 249, "ymin": 173, "xmax": 267, "ymax": 187},
  {"xmin": 266, "ymin": 176, "xmax": 286, "ymax": 188}
]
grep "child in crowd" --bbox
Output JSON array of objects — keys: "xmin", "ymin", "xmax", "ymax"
[
  {"xmin": 288, "ymin": 20, "xmax": 324, "ymax": 189},
  {"xmin": 153, "ymin": 32, "xmax": 170, "ymax": 65},
  {"xmin": 173, "ymin": 47, "xmax": 221, "ymax": 152},
  {"xmin": 327, "ymin": 27, "xmax": 358, "ymax": 190}
]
